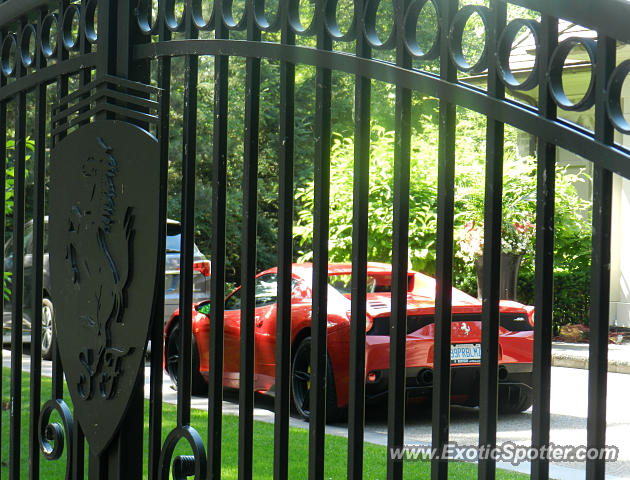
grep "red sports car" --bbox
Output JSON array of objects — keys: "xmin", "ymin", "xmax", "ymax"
[{"xmin": 164, "ymin": 263, "xmax": 534, "ymax": 420}]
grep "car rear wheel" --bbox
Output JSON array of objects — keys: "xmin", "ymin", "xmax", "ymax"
[
  {"xmin": 498, "ymin": 385, "xmax": 533, "ymax": 414},
  {"xmin": 291, "ymin": 337, "xmax": 343, "ymax": 422},
  {"xmin": 165, "ymin": 321, "xmax": 206, "ymax": 395},
  {"xmin": 41, "ymin": 298, "xmax": 54, "ymax": 360}
]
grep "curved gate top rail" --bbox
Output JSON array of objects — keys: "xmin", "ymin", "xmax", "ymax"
[
  {"xmin": 1, "ymin": 0, "xmax": 630, "ymax": 42},
  {"xmin": 1, "ymin": 0, "xmax": 630, "ymax": 179},
  {"xmin": 0, "ymin": 0, "xmax": 625, "ymax": 480}
]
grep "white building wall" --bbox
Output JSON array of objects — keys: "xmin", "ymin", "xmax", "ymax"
[{"xmin": 610, "ymin": 97, "xmax": 630, "ymax": 326}]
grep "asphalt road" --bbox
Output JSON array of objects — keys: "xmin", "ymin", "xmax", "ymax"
[{"xmin": 4, "ymin": 351, "xmax": 628, "ymax": 479}]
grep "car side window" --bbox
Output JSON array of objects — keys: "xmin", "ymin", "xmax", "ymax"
[
  {"xmin": 225, "ymin": 289, "xmax": 241, "ymax": 310},
  {"xmin": 255, "ymin": 274, "xmax": 277, "ymax": 307}
]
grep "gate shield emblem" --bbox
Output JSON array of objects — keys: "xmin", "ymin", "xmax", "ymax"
[{"xmin": 49, "ymin": 120, "xmax": 160, "ymax": 454}]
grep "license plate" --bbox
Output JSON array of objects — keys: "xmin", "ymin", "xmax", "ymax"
[{"xmin": 450, "ymin": 343, "xmax": 481, "ymax": 364}]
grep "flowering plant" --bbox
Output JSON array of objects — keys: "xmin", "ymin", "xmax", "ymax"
[
  {"xmin": 501, "ymin": 219, "xmax": 535, "ymax": 255},
  {"xmin": 456, "ymin": 219, "xmax": 535, "ymax": 263},
  {"xmin": 457, "ymin": 221, "xmax": 484, "ymax": 263}
]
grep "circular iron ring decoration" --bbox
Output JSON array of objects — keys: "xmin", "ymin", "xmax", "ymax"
[
  {"xmin": 325, "ymin": 0, "xmax": 357, "ymax": 42},
  {"xmin": 62, "ymin": 4, "xmax": 81, "ymax": 52},
  {"xmin": 448, "ymin": 4, "xmax": 490, "ymax": 74},
  {"xmin": 158, "ymin": 425, "xmax": 207, "ymax": 480},
  {"xmin": 39, "ymin": 399, "xmax": 74, "ymax": 480},
  {"xmin": 1, "ymin": 33, "xmax": 17, "ymax": 78},
  {"xmin": 253, "ymin": 0, "xmax": 282, "ymax": 32},
  {"xmin": 222, "ymin": 0, "xmax": 248, "ymax": 31},
  {"xmin": 496, "ymin": 18, "xmax": 540, "ymax": 91},
  {"xmin": 404, "ymin": 0, "xmax": 440, "ymax": 61},
  {"xmin": 607, "ymin": 59, "xmax": 630, "ymax": 134},
  {"xmin": 40, "ymin": 13, "xmax": 59, "ymax": 59},
  {"xmin": 548, "ymin": 36, "xmax": 596, "ymax": 112},
  {"xmin": 137, "ymin": 0, "xmax": 161, "ymax": 36},
  {"xmin": 165, "ymin": 0, "xmax": 186, "ymax": 33},
  {"xmin": 192, "ymin": 0, "xmax": 215, "ymax": 31},
  {"xmin": 288, "ymin": 0, "xmax": 319, "ymax": 36},
  {"xmin": 363, "ymin": 0, "xmax": 397, "ymax": 51},
  {"xmin": 19, "ymin": 23, "xmax": 37, "ymax": 70},
  {"xmin": 82, "ymin": 0, "xmax": 99, "ymax": 44}
]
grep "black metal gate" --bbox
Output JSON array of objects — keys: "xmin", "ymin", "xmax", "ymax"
[{"xmin": 0, "ymin": 0, "xmax": 627, "ymax": 479}]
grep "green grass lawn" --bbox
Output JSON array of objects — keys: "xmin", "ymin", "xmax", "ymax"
[{"xmin": 1, "ymin": 367, "xmax": 528, "ymax": 479}]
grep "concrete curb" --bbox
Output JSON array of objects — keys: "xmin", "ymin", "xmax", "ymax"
[{"xmin": 551, "ymin": 342, "xmax": 630, "ymax": 374}]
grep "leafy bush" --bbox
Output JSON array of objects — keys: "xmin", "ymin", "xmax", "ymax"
[
  {"xmin": 294, "ymin": 118, "xmax": 593, "ymax": 334},
  {"xmin": 294, "ymin": 127, "xmax": 439, "ymax": 274},
  {"xmin": 518, "ymin": 270, "xmax": 591, "ymax": 333}
]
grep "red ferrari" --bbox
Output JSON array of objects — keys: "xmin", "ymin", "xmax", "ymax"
[{"xmin": 164, "ymin": 263, "xmax": 534, "ymax": 420}]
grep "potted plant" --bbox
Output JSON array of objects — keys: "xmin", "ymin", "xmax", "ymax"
[{"xmin": 457, "ymin": 219, "xmax": 535, "ymax": 300}]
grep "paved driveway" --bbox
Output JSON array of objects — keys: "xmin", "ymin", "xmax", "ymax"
[{"xmin": 4, "ymin": 351, "xmax": 627, "ymax": 480}]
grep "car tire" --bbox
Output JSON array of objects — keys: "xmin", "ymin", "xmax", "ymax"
[
  {"xmin": 165, "ymin": 321, "xmax": 206, "ymax": 396},
  {"xmin": 498, "ymin": 385, "xmax": 533, "ymax": 414},
  {"xmin": 41, "ymin": 297, "xmax": 55, "ymax": 360},
  {"xmin": 291, "ymin": 337, "xmax": 343, "ymax": 423}
]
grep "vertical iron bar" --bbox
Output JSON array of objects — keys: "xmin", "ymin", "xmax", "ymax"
[
  {"xmin": 148, "ymin": 5, "xmax": 170, "ymax": 479},
  {"xmin": 478, "ymin": 3, "xmax": 506, "ymax": 480},
  {"xmin": 28, "ymin": 8, "xmax": 48, "ymax": 480},
  {"xmin": 309, "ymin": 5, "xmax": 332, "ymax": 480},
  {"xmin": 177, "ymin": 3, "xmax": 199, "ymax": 429},
  {"xmin": 72, "ymin": 420, "xmax": 85, "ymax": 479},
  {"xmin": 78, "ymin": 0, "xmax": 92, "ymax": 127},
  {"xmin": 273, "ymin": 2, "xmax": 295, "ymax": 479},
  {"xmin": 586, "ymin": 33, "xmax": 615, "ymax": 480},
  {"xmin": 0, "ymin": 28, "xmax": 5, "ymax": 478},
  {"xmin": 347, "ymin": 2, "xmax": 371, "ymax": 478},
  {"xmin": 52, "ymin": 0, "xmax": 70, "ymax": 401},
  {"xmin": 238, "ymin": 4, "xmax": 261, "ymax": 479},
  {"xmin": 431, "ymin": 0, "xmax": 458, "ymax": 478},
  {"xmin": 347, "ymin": 2, "xmax": 371, "ymax": 479},
  {"xmin": 9, "ymin": 19, "xmax": 27, "ymax": 480},
  {"xmin": 75, "ymin": 2, "xmax": 91, "ymax": 476},
  {"xmin": 387, "ymin": 1, "xmax": 412, "ymax": 478},
  {"xmin": 530, "ymin": 14, "xmax": 557, "ymax": 480},
  {"xmin": 208, "ymin": 1, "xmax": 229, "ymax": 477}
]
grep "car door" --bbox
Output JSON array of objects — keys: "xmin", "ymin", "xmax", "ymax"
[
  {"xmin": 251, "ymin": 273, "xmax": 279, "ymax": 391},
  {"xmin": 22, "ymin": 225, "xmax": 34, "ymax": 327},
  {"xmin": 222, "ymin": 273, "xmax": 279, "ymax": 391},
  {"xmin": 3, "ymin": 224, "xmax": 34, "ymax": 336},
  {"xmin": 223, "ymin": 287, "xmax": 242, "ymax": 387}
]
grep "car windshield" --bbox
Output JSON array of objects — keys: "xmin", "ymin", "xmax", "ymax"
[
  {"xmin": 328, "ymin": 273, "xmax": 412, "ymax": 294},
  {"xmin": 329, "ymin": 274, "xmax": 387, "ymax": 293},
  {"xmin": 165, "ymin": 233, "xmax": 201, "ymax": 255}
]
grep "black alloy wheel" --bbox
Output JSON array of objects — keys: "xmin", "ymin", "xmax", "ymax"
[
  {"xmin": 165, "ymin": 321, "xmax": 206, "ymax": 395},
  {"xmin": 291, "ymin": 336, "xmax": 343, "ymax": 422}
]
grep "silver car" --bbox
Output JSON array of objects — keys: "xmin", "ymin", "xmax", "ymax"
[
  {"xmin": 164, "ymin": 219, "xmax": 211, "ymax": 323},
  {"xmin": 2, "ymin": 218, "xmax": 211, "ymax": 358}
]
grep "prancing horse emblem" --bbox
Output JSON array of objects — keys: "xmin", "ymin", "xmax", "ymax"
[
  {"xmin": 49, "ymin": 119, "xmax": 160, "ymax": 454},
  {"xmin": 460, "ymin": 322, "xmax": 471, "ymax": 336},
  {"xmin": 65, "ymin": 136, "xmax": 135, "ymax": 401}
]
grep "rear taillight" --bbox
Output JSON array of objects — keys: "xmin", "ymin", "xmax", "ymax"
[
  {"xmin": 345, "ymin": 310, "xmax": 374, "ymax": 333},
  {"xmin": 524, "ymin": 305, "xmax": 535, "ymax": 326},
  {"xmin": 193, "ymin": 260, "xmax": 211, "ymax": 277}
]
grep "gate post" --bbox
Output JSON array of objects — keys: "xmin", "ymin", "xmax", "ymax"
[{"xmin": 45, "ymin": 2, "xmax": 156, "ymax": 479}]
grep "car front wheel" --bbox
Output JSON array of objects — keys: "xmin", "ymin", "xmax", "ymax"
[
  {"xmin": 291, "ymin": 337, "xmax": 343, "ymax": 422},
  {"xmin": 41, "ymin": 298, "xmax": 55, "ymax": 360},
  {"xmin": 165, "ymin": 321, "xmax": 206, "ymax": 395}
]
